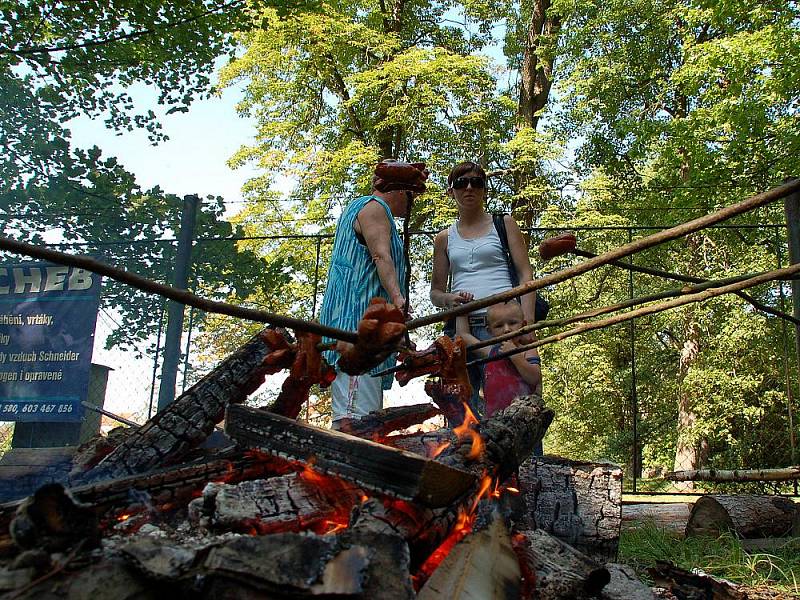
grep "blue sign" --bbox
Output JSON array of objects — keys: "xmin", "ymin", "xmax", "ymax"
[{"xmin": 0, "ymin": 262, "xmax": 101, "ymax": 422}]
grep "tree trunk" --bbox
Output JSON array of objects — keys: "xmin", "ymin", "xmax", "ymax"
[
  {"xmin": 673, "ymin": 235, "xmax": 705, "ymax": 489},
  {"xmin": 513, "ymin": 0, "xmax": 561, "ymax": 223}
]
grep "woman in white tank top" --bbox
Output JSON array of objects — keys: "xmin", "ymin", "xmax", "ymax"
[{"xmin": 430, "ymin": 161, "xmax": 537, "ymax": 418}]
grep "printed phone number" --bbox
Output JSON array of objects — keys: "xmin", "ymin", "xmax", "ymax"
[{"xmin": 1, "ymin": 403, "xmax": 73, "ymax": 414}]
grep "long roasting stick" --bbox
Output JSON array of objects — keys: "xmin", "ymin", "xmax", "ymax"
[
  {"xmin": 466, "ymin": 269, "xmax": 786, "ymax": 351},
  {"xmin": 569, "ymin": 247, "xmax": 800, "ymax": 326},
  {"xmin": 373, "ymin": 269, "xmax": 788, "ymax": 378},
  {"xmin": 469, "ymin": 261, "xmax": 800, "ymax": 367},
  {"xmin": 0, "ymin": 235, "xmax": 358, "ymax": 343},
  {"xmin": 406, "ymin": 178, "xmax": 800, "ymax": 329}
]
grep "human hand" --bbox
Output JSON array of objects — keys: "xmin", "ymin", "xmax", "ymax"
[
  {"xmin": 499, "ymin": 340, "xmax": 518, "ymax": 355},
  {"xmin": 390, "ymin": 293, "xmax": 407, "ymax": 314},
  {"xmin": 447, "ymin": 291, "xmax": 474, "ymax": 308}
]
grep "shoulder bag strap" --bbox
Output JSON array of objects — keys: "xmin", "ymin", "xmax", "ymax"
[{"xmin": 493, "ymin": 213, "xmax": 520, "ymax": 287}]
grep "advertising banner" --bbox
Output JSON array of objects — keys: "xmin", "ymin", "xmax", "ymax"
[{"xmin": 0, "ymin": 262, "xmax": 102, "ymax": 422}]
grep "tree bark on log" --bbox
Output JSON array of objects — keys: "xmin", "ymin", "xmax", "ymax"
[
  {"xmin": 517, "ymin": 456, "xmax": 622, "ymax": 560},
  {"xmin": 511, "ymin": 529, "xmax": 610, "ymax": 600},
  {"xmin": 622, "ymin": 502, "xmax": 693, "ymax": 535},
  {"xmin": 685, "ymin": 494, "xmax": 799, "ymax": 538},
  {"xmin": 666, "ymin": 466, "xmax": 800, "ymax": 482},
  {"xmin": 82, "ymin": 330, "xmax": 281, "ymax": 483}
]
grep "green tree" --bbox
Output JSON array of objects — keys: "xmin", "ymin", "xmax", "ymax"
[{"xmin": 0, "ymin": 1, "xmax": 270, "ymax": 350}]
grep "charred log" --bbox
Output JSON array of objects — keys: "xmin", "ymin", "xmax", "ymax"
[
  {"xmin": 337, "ymin": 403, "xmax": 441, "ymax": 439},
  {"xmin": 82, "ymin": 329, "xmax": 287, "ymax": 483},
  {"xmin": 512, "ymin": 529, "xmax": 610, "ymax": 600},
  {"xmin": 225, "ymin": 404, "xmax": 476, "ymax": 508}
]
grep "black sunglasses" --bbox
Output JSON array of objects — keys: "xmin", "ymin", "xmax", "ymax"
[{"xmin": 451, "ymin": 176, "xmax": 486, "ymax": 190}]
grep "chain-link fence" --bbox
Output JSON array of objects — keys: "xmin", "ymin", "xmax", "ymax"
[{"xmin": 0, "ymin": 220, "xmax": 797, "ymax": 496}]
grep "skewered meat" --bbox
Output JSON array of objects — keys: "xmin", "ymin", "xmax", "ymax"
[
  {"xmin": 539, "ymin": 233, "xmax": 577, "ymax": 260},
  {"xmin": 269, "ymin": 332, "xmax": 336, "ymax": 419},
  {"xmin": 337, "ymin": 298, "xmax": 407, "ymax": 375}
]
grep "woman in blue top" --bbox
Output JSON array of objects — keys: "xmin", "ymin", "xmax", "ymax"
[
  {"xmin": 430, "ymin": 161, "xmax": 537, "ymax": 418},
  {"xmin": 319, "ymin": 160, "xmax": 426, "ymax": 429}
]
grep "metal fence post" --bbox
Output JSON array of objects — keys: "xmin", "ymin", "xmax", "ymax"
[
  {"xmin": 783, "ymin": 180, "xmax": 800, "ymax": 480},
  {"xmin": 157, "ymin": 194, "xmax": 200, "ymax": 411},
  {"xmin": 629, "ymin": 227, "xmax": 640, "ymax": 491}
]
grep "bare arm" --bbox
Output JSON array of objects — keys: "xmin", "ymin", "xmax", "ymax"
[
  {"xmin": 430, "ymin": 229, "xmax": 474, "ymax": 308},
  {"xmin": 356, "ymin": 200, "xmax": 405, "ymax": 311},
  {"xmin": 500, "ymin": 339, "xmax": 541, "ymax": 389},
  {"xmin": 505, "ymin": 215, "xmax": 537, "ymax": 322}
]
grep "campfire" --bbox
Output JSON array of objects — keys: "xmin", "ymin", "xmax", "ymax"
[{"xmin": 0, "ymin": 326, "xmax": 635, "ymax": 599}]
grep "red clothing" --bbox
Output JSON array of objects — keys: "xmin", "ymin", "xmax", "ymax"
[{"xmin": 483, "ymin": 345, "xmax": 537, "ymax": 416}]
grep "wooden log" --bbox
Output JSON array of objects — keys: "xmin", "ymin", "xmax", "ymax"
[
  {"xmin": 685, "ymin": 494, "xmax": 799, "ymax": 538},
  {"xmin": 189, "ymin": 472, "xmax": 362, "ymax": 534},
  {"xmin": 338, "ymin": 403, "xmax": 441, "ymax": 439},
  {"xmin": 665, "ymin": 466, "xmax": 800, "ymax": 482},
  {"xmin": 512, "ymin": 529, "xmax": 610, "ymax": 600},
  {"xmin": 224, "ymin": 404, "xmax": 477, "ymax": 508},
  {"xmin": 518, "ymin": 456, "xmax": 622, "ymax": 560},
  {"xmin": 82, "ymin": 329, "xmax": 284, "ymax": 483},
  {"xmin": 349, "ymin": 394, "xmax": 554, "ymax": 562},
  {"xmin": 0, "ymin": 451, "xmax": 285, "ymax": 536},
  {"xmin": 622, "ymin": 502, "xmax": 693, "ymax": 534}
]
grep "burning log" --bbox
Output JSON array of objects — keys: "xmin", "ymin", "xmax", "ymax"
[
  {"xmin": 80, "ymin": 329, "xmax": 294, "ymax": 483},
  {"xmin": 685, "ymin": 494, "xmax": 799, "ymax": 539},
  {"xmin": 188, "ymin": 472, "xmax": 362, "ymax": 535},
  {"xmin": 0, "ymin": 451, "xmax": 288, "ymax": 545},
  {"xmin": 224, "ymin": 404, "xmax": 477, "ymax": 508},
  {"xmin": 348, "ymin": 393, "xmax": 554, "ymax": 564}
]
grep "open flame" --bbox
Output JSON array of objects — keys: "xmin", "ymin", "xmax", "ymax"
[{"xmin": 452, "ymin": 403, "xmax": 484, "ymax": 460}]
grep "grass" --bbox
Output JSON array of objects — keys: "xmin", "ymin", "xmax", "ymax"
[{"xmin": 618, "ymin": 522, "xmax": 800, "ymax": 596}]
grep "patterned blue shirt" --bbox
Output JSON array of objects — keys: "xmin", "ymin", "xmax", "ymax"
[{"xmin": 319, "ymin": 195, "xmax": 406, "ymax": 387}]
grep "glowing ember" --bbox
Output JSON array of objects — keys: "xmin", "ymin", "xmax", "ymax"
[
  {"xmin": 452, "ymin": 403, "xmax": 484, "ymax": 460},
  {"xmin": 413, "ymin": 507, "xmax": 475, "ymax": 591},
  {"xmin": 505, "ymin": 486, "xmax": 519, "ymax": 494},
  {"xmin": 117, "ymin": 513, "xmax": 131, "ymax": 522}
]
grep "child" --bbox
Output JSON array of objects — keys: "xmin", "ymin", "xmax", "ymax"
[{"xmin": 456, "ymin": 300, "xmax": 544, "ymax": 453}]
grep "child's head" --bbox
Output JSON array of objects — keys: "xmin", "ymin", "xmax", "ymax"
[{"xmin": 487, "ymin": 301, "xmax": 526, "ymax": 337}]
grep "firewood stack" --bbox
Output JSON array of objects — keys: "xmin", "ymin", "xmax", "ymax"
[{"xmin": 0, "ymin": 324, "xmax": 652, "ymax": 599}]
